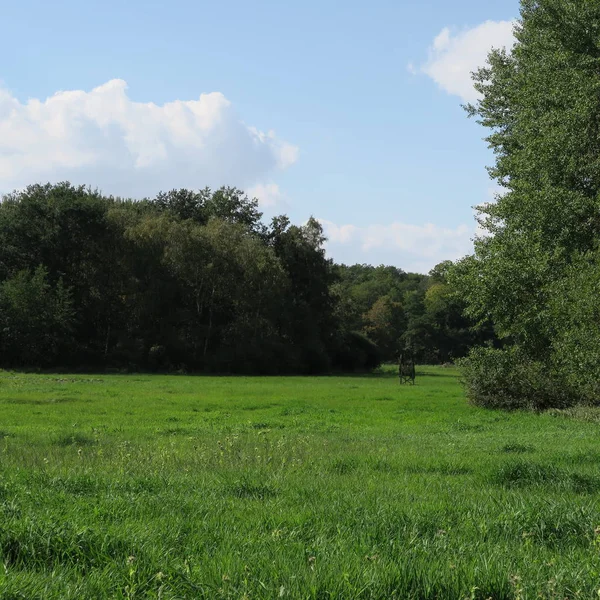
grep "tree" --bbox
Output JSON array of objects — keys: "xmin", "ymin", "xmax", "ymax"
[
  {"xmin": 153, "ymin": 188, "xmax": 209, "ymax": 223},
  {"xmin": 0, "ymin": 181, "xmax": 479, "ymax": 374},
  {"xmin": 453, "ymin": 0, "xmax": 600, "ymax": 407},
  {"xmin": 0, "ymin": 267, "xmax": 74, "ymax": 365},
  {"xmin": 163, "ymin": 217, "xmax": 285, "ymax": 371},
  {"xmin": 268, "ymin": 217, "xmax": 338, "ymax": 372},
  {"xmin": 362, "ymin": 295, "xmax": 405, "ymax": 361},
  {"xmin": 423, "ymin": 282, "xmax": 473, "ymax": 363},
  {"xmin": 401, "ymin": 288, "xmax": 433, "ymax": 362},
  {"xmin": 153, "ymin": 187, "xmax": 264, "ymax": 233},
  {"xmin": 0, "ymin": 183, "xmax": 129, "ymax": 363}
]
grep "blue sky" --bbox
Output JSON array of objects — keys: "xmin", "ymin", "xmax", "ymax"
[{"xmin": 1, "ymin": 0, "xmax": 520, "ymax": 272}]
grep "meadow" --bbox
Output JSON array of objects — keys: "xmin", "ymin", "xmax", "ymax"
[{"xmin": 0, "ymin": 367, "xmax": 599, "ymax": 599}]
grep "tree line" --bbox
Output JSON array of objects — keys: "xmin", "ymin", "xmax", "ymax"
[{"xmin": 0, "ymin": 183, "xmax": 484, "ymax": 373}]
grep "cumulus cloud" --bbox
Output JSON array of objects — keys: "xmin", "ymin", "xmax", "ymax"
[
  {"xmin": 319, "ymin": 218, "xmax": 474, "ymax": 273},
  {"xmin": 0, "ymin": 79, "xmax": 298, "ymax": 199},
  {"xmin": 247, "ymin": 182, "xmax": 288, "ymax": 209},
  {"xmin": 418, "ymin": 20, "xmax": 516, "ymax": 103}
]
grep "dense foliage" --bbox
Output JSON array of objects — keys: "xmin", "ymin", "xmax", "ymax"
[
  {"xmin": 0, "ymin": 183, "xmax": 479, "ymax": 373},
  {"xmin": 453, "ymin": 0, "xmax": 600, "ymax": 408},
  {"xmin": 333, "ymin": 261, "xmax": 486, "ymax": 364}
]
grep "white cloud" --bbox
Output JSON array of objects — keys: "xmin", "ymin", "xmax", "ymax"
[
  {"xmin": 0, "ymin": 79, "xmax": 298, "ymax": 198},
  {"xmin": 319, "ymin": 218, "xmax": 474, "ymax": 273},
  {"xmin": 418, "ymin": 20, "xmax": 516, "ymax": 103},
  {"xmin": 247, "ymin": 182, "xmax": 288, "ymax": 209}
]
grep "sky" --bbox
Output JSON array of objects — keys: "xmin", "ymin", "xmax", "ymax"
[{"xmin": 0, "ymin": 0, "xmax": 520, "ymax": 273}]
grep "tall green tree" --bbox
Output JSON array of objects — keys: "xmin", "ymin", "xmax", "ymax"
[
  {"xmin": 453, "ymin": 0, "xmax": 600, "ymax": 407},
  {"xmin": 0, "ymin": 183, "xmax": 128, "ymax": 363},
  {"xmin": 268, "ymin": 217, "xmax": 338, "ymax": 372}
]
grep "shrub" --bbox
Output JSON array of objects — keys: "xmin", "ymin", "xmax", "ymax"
[
  {"xmin": 331, "ymin": 331, "xmax": 382, "ymax": 372},
  {"xmin": 459, "ymin": 346, "xmax": 575, "ymax": 410}
]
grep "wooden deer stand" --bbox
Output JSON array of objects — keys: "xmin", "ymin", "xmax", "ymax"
[{"xmin": 398, "ymin": 351, "xmax": 416, "ymax": 385}]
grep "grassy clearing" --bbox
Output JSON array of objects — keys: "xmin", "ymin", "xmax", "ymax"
[{"xmin": 0, "ymin": 367, "xmax": 599, "ymax": 599}]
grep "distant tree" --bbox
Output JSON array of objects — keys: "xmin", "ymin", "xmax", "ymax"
[
  {"xmin": 204, "ymin": 187, "xmax": 264, "ymax": 233},
  {"xmin": 362, "ymin": 295, "xmax": 405, "ymax": 361},
  {"xmin": 423, "ymin": 282, "xmax": 472, "ymax": 363},
  {"xmin": 0, "ymin": 182, "xmax": 482, "ymax": 374},
  {"xmin": 0, "ymin": 267, "xmax": 74, "ymax": 365},
  {"xmin": 428, "ymin": 260, "xmax": 454, "ymax": 284},
  {"xmin": 401, "ymin": 289, "xmax": 433, "ymax": 362},
  {"xmin": 268, "ymin": 217, "xmax": 338, "ymax": 372},
  {"xmin": 153, "ymin": 186, "xmax": 263, "ymax": 232},
  {"xmin": 0, "ymin": 182, "xmax": 129, "ymax": 363},
  {"xmin": 154, "ymin": 188, "xmax": 209, "ymax": 223}
]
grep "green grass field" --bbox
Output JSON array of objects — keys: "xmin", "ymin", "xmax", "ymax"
[{"xmin": 0, "ymin": 367, "xmax": 599, "ymax": 599}]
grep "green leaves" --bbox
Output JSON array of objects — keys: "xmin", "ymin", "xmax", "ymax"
[
  {"xmin": 0, "ymin": 183, "xmax": 344, "ymax": 374},
  {"xmin": 0, "ymin": 267, "xmax": 74, "ymax": 366},
  {"xmin": 456, "ymin": 0, "xmax": 600, "ymax": 407}
]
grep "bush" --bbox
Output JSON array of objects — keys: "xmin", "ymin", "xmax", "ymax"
[
  {"xmin": 332, "ymin": 331, "xmax": 382, "ymax": 372},
  {"xmin": 147, "ymin": 345, "xmax": 168, "ymax": 371},
  {"xmin": 459, "ymin": 346, "xmax": 575, "ymax": 411}
]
